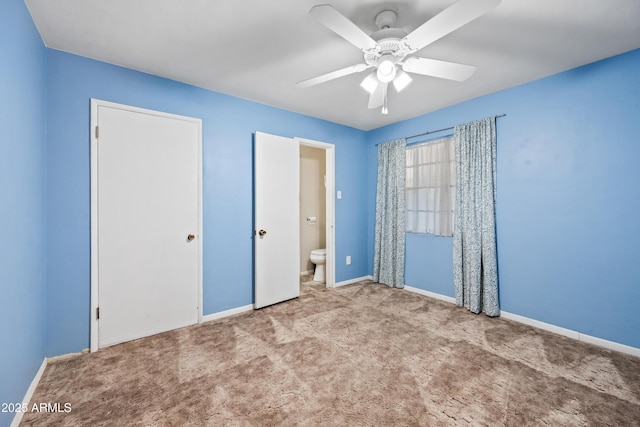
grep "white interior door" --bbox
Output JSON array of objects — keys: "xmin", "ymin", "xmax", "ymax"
[
  {"xmin": 93, "ymin": 101, "xmax": 201, "ymax": 349},
  {"xmin": 254, "ymin": 131, "xmax": 300, "ymax": 308}
]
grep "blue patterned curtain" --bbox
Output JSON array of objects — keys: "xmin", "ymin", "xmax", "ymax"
[
  {"xmin": 373, "ymin": 139, "xmax": 406, "ymax": 288},
  {"xmin": 453, "ymin": 117, "xmax": 499, "ymax": 316}
]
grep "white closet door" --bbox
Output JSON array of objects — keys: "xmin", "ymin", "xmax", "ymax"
[{"xmin": 95, "ymin": 102, "xmax": 200, "ymax": 348}]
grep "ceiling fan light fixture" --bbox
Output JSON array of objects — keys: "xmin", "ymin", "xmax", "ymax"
[
  {"xmin": 360, "ymin": 72, "xmax": 379, "ymax": 94},
  {"xmin": 376, "ymin": 55, "xmax": 397, "ymax": 83},
  {"xmin": 392, "ymin": 69, "xmax": 412, "ymax": 92},
  {"xmin": 302, "ymin": 2, "xmax": 499, "ymax": 116}
]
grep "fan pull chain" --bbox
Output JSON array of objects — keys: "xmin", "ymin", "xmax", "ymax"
[{"xmin": 382, "ymin": 86, "xmax": 389, "ymax": 115}]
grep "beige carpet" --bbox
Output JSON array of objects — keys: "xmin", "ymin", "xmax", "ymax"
[{"xmin": 22, "ymin": 281, "xmax": 640, "ymax": 426}]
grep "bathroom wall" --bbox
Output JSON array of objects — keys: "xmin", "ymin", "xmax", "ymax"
[{"xmin": 300, "ymin": 146, "xmax": 327, "ymax": 273}]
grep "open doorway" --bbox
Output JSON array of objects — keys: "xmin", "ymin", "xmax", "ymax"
[{"xmin": 296, "ymin": 137, "xmax": 335, "ymax": 291}]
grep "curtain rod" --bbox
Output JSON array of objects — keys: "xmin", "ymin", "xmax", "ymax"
[
  {"xmin": 375, "ymin": 114, "xmax": 507, "ymax": 146},
  {"xmin": 405, "ymin": 114, "xmax": 506, "ymax": 140}
]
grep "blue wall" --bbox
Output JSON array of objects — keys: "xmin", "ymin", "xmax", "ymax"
[
  {"xmin": 0, "ymin": 0, "xmax": 47, "ymax": 425},
  {"xmin": 45, "ymin": 50, "xmax": 370, "ymax": 356},
  {"xmin": 367, "ymin": 48, "xmax": 640, "ymax": 349}
]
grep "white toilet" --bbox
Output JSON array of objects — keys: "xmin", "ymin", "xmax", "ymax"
[{"xmin": 310, "ymin": 248, "xmax": 326, "ymax": 282}]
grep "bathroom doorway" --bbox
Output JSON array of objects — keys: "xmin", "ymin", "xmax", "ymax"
[{"xmin": 296, "ymin": 138, "xmax": 335, "ymax": 290}]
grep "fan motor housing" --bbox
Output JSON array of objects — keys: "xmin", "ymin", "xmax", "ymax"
[{"xmin": 365, "ymin": 27, "xmax": 410, "ymax": 66}]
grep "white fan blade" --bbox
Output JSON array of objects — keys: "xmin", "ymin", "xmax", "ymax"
[
  {"xmin": 310, "ymin": 5, "xmax": 378, "ymax": 51},
  {"xmin": 297, "ymin": 63, "xmax": 369, "ymax": 88},
  {"xmin": 402, "ymin": 57, "xmax": 476, "ymax": 81},
  {"xmin": 368, "ymin": 82, "xmax": 387, "ymax": 109},
  {"xmin": 402, "ymin": 0, "xmax": 501, "ymax": 51}
]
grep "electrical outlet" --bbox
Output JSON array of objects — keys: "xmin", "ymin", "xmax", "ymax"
[{"xmin": 346, "ymin": 255, "xmax": 351, "ymax": 265}]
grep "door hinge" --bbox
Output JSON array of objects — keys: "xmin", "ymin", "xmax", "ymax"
[
  {"xmin": 96, "ymin": 307, "xmax": 100, "ymax": 320},
  {"xmin": 95, "ymin": 126, "xmax": 100, "ymax": 139}
]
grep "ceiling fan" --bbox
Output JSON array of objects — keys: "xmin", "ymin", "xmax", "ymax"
[{"xmin": 297, "ymin": 0, "xmax": 501, "ymax": 114}]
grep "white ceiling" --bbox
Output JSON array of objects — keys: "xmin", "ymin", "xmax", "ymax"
[{"xmin": 25, "ymin": 0, "xmax": 640, "ymax": 131}]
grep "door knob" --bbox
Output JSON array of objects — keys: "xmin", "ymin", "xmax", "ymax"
[
  {"xmin": 258, "ymin": 229, "xmax": 267, "ymax": 236},
  {"xmin": 187, "ymin": 234, "xmax": 195, "ymax": 241}
]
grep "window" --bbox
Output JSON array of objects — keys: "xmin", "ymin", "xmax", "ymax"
[{"xmin": 406, "ymin": 137, "xmax": 455, "ymax": 236}]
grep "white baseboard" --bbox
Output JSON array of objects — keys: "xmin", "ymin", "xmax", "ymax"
[
  {"xmin": 404, "ymin": 285, "xmax": 456, "ymax": 304},
  {"xmin": 47, "ymin": 349, "xmax": 89, "ymax": 361},
  {"xmin": 403, "ymin": 287, "xmax": 640, "ymax": 358},
  {"xmin": 499, "ymin": 311, "xmax": 580, "ymax": 340},
  {"xmin": 334, "ymin": 275, "xmax": 373, "ymax": 288},
  {"xmin": 579, "ymin": 333, "xmax": 640, "ymax": 357},
  {"xmin": 11, "ymin": 357, "xmax": 47, "ymax": 427},
  {"xmin": 201, "ymin": 304, "xmax": 253, "ymax": 323},
  {"xmin": 500, "ymin": 311, "xmax": 640, "ymax": 358},
  {"xmin": 300, "ymin": 270, "xmax": 313, "ymax": 276}
]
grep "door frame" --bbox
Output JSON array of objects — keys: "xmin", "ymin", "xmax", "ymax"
[
  {"xmin": 295, "ymin": 137, "xmax": 336, "ymax": 288},
  {"xmin": 90, "ymin": 99, "xmax": 203, "ymax": 352}
]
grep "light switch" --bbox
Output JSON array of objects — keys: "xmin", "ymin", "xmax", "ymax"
[{"xmin": 337, "ymin": 190, "xmax": 342, "ymax": 199}]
